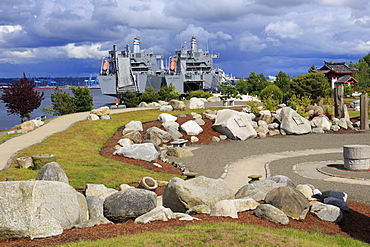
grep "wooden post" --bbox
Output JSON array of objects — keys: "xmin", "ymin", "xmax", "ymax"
[
  {"xmin": 360, "ymin": 93, "xmax": 369, "ymax": 130},
  {"xmin": 334, "ymin": 84, "xmax": 344, "ymax": 118}
]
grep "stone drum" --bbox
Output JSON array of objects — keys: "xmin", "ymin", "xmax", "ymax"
[{"xmin": 343, "ymin": 145, "xmax": 370, "ymax": 170}]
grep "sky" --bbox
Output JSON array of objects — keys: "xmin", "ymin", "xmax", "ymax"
[{"xmin": 0, "ymin": 0, "xmax": 370, "ymax": 79}]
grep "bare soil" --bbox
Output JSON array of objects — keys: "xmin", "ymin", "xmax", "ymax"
[{"xmin": 1, "ymin": 114, "xmax": 369, "ymax": 246}]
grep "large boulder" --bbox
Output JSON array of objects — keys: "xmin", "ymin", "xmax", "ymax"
[
  {"xmin": 210, "ymin": 200, "xmax": 238, "ymax": 218},
  {"xmin": 187, "ymin": 98, "xmax": 205, "ymax": 109},
  {"xmin": 103, "ymin": 188, "xmax": 157, "ymax": 222},
  {"xmin": 264, "ymin": 186, "xmax": 310, "ymax": 220},
  {"xmin": 0, "ymin": 181, "xmax": 87, "ymax": 239},
  {"xmin": 254, "ymin": 204, "xmax": 289, "ymax": 225},
  {"xmin": 124, "ymin": 120, "xmax": 143, "ymax": 131},
  {"xmin": 114, "ymin": 143, "xmax": 159, "ymax": 162},
  {"xmin": 134, "ymin": 206, "xmax": 176, "ymax": 224},
  {"xmin": 158, "ymin": 113, "xmax": 177, "ymax": 123},
  {"xmin": 212, "ymin": 109, "xmax": 257, "ymax": 141},
  {"xmin": 85, "ymin": 184, "xmax": 118, "ymax": 200},
  {"xmin": 18, "ymin": 120, "xmax": 37, "ymax": 131},
  {"xmin": 168, "ymin": 100, "xmax": 186, "ymax": 111},
  {"xmin": 35, "ymin": 162, "xmax": 69, "ymax": 184},
  {"xmin": 310, "ymin": 202, "xmax": 343, "ymax": 222},
  {"xmin": 144, "ymin": 127, "xmax": 172, "ymax": 145},
  {"xmin": 90, "ymin": 106, "xmax": 110, "ymax": 116},
  {"xmin": 235, "ymin": 176, "xmax": 294, "ymax": 201},
  {"xmin": 181, "ymin": 120, "xmax": 203, "ymax": 135},
  {"xmin": 311, "ymin": 115, "xmax": 332, "ymax": 130},
  {"xmin": 86, "ymin": 196, "xmax": 105, "ymax": 219},
  {"xmin": 162, "ymin": 176, "xmax": 234, "ymax": 213},
  {"xmin": 279, "ymin": 107, "xmax": 311, "ymax": 135},
  {"xmin": 122, "ymin": 130, "xmax": 142, "ymax": 144}
]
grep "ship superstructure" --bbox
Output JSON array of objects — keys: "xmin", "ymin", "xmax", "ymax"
[{"xmin": 98, "ymin": 36, "xmax": 225, "ymax": 99}]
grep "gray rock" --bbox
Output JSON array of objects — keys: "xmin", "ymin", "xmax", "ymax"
[
  {"xmin": 321, "ymin": 190, "xmax": 348, "ymax": 202},
  {"xmin": 76, "ymin": 192, "xmax": 89, "ymax": 223},
  {"xmin": 114, "ymin": 143, "xmax": 159, "ymax": 162},
  {"xmin": 165, "ymin": 125, "xmax": 183, "ymax": 140},
  {"xmin": 264, "ymin": 186, "xmax": 310, "ymax": 220},
  {"xmin": 90, "ymin": 106, "xmax": 110, "ymax": 116},
  {"xmin": 85, "ymin": 184, "xmax": 118, "ymax": 200},
  {"xmin": 187, "ymin": 98, "xmax": 205, "ymax": 109},
  {"xmin": 158, "ymin": 113, "xmax": 177, "ymax": 123},
  {"xmin": 312, "ymin": 127, "xmax": 325, "ymax": 134},
  {"xmin": 166, "ymin": 147, "xmax": 193, "ymax": 157},
  {"xmin": 254, "ymin": 204, "xmax": 289, "ymax": 225},
  {"xmin": 87, "ymin": 114, "xmax": 100, "ymax": 121},
  {"xmin": 144, "ymin": 127, "xmax": 172, "ymax": 145},
  {"xmin": 162, "ymin": 176, "xmax": 234, "ymax": 213},
  {"xmin": 331, "ymin": 125, "xmax": 340, "ymax": 132},
  {"xmin": 323, "ymin": 197, "xmax": 349, "ymax": 211},
  {"xmin": 100, "ymin": 115, "xmax": 111, "ymax": 120},
  {"xmin": 181, "ymin": 120, "xmax": 203, "ymax": 135},
  {"xmin": 235, "ymin": 178, "xmax": 289, "ymax": 201},
  {"xmin": 279, "ymin": 107, "xmax": 311, "ymax": 135},
  {"xmin": 168, "ymin": 99, "xmax": 186, "ymax": 111},
  {"xmin": 194, "ymin": 117, "xmax": 205, "ymax": 126},
  {"xmin": 210, "ymin": 200, "xmax": 238, "ymax": 218},
  {"xmin": 36, "ymin": 162, "xmax": 69, "ymax": 184},
  {"xmin": 162, "ymin": 120, "xmax": 180, "ymax": 130},
  {"xmin": 86, "ymin": 196, "xmax": 105, "ymax": 219},
  {"xmin": 122, "ymin": 130, "xmax": 142, "ymax": 144},
  {"xmin": 175, "ymin": 113, "xmax": 187, "ymax": 118},
  {"xmin": 74, "ymin": 217, "xmax": 112, "ymax": 228},
  {"xmin": 311, "ymin": 202, "xmax": 343, "ymax": 222},
  {"xmin": 212, "ymin": 109, "xmax": 257, "ymax": 141},
  {"xmin": 117, "ymin": 138, "xmax": 133, "ymax": 147},
  {"xmin": 0, "ymin": 181, "xmax": 85, "ymax": 239},
  {"xmin": 339, "ymin": 118, "xmax": 348, "ymax": 129},
  {"xmin": 124, "ymin": 120, "xmax": 143, "ymax": 131},
  {"xmin": 311, "ymin": 115, "xmax": 332, "ymax": 130},
  {"xmin": 160, "ymin": 105, "xmax": 173, "ymax": 112},
  {"xmin": 103, "ymin": 188, "xmax": 157, "ymax": 223},
  {"xmin": 231, "ymin": 198, "xmax": 259, "ymax": 212},
  {"xmin": 212, "ymin": 136, "xmax": 220, "ymax": 142},
  {"xmin": 135, "ymin": 206, "xmax": 176, "ymax": 224},
  {"xmin": 186, "ymin": 205, "xmax": 211, "ymax": 214},
  {"xmin": 269, "ymin": 175, "xmax": 295, "ymax": 187},
  {"xmin": 296, "ymin": 184, "xmax": 313, "ymax": 199},
  {"xmin": 138, "ymin": 102, "xmax": 148, "ymax": 107}
]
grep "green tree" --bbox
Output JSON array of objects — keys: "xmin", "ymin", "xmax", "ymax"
[
  {"xmin": 159, "ymin": 83, "xmax": 180, "ymax": 101},
  {"xmin": 353, "ymin": 58, "xmax": 370, "ymax": 90},
  {"xmin": 290, "ymin": 73, "xmax": 332, "ymax": 100},
  {"xmin": 0, "ymin": 74, "xmax": 44, "ymax": 123},
  {"xmin": 260, "ymin": 84, "xmax": 283, "ymax": 103},
  {"xmin": 50, "ymin": 87, "xmax": 75, "ymax": 115},
  {"xmin": 218, "ymin": 85, "xmax": 241, "ymax": 100},
  {"xmin": 140, "ymin": 87, "xmax": 160, "ymax": 103},
  {"xmin": 123, "ymin": 91, "xmax": 141, "ymax": 107},
  {"xmin": 72, "ymin": 87, "xmax": 93, "ymax": 112},
  {"xmin": 275, "ymin": 71, "xmax": 290, "ymax": 93},
  {"xmin": 236, "ymin": 72, "xmax": 270, "ymax": 96},
  {"xmin": 308, "ymin": 64, "xmax": 316, "ymax": 73}
]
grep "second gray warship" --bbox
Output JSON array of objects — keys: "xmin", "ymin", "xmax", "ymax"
[{"xmin": 98, "ymin": 36, "xmax": 228, "ymax": 99}]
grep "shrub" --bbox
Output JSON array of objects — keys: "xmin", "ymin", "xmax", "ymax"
[
  {"xmin": 72, "ymin": 87, "xmax": 93, "ymax": 112},
  {"xmin": 187, "ymin": 90, "xmax": 213, "ymax": 99},
  {"xmin": 159, "ymin": 83, "xmax": 180, "ymax": 101},
  {"xmin": 123, "ymin": 91, "xmax": 141, "ymax": 107},
  {"xmin": 140, "ymin": 87, "xmax": 160, "ymax": 103},
  {"xmin": 288, "ymin": 94, "xmax": 312, "ymax": 117},
  {"xmin": 260, "ymin": 85, "xmax": 283, "ymax": 103},
  {"xmin": 245, "ymin": 100, "xmax": 262, "ymax": 114},
  {"xmin": 263, "ymin": 95, "xmax": 279, "ymax": 112}
]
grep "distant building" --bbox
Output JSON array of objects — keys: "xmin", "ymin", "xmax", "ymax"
[{"xmin": 313, "ymin": 61, "xmax": 359, "ymax": 91}]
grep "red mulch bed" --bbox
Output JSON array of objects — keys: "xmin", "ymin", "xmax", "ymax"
[{"xmin": 1, "ymin": 114, "xmax": 369, "ymax": 246}]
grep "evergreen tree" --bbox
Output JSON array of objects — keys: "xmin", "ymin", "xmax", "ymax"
[
  {"xmin": 236, "ymin": 71, "xmax": 270, "ymax": 96},
  {"xmin": 353, "ymin": 58, "xmax": 370, "ymax": 90},
  {"xmin": 275, "ymin": 71, "xmax": 290, "ymax": 93},
  {"xmin": 290, "ymin": 73, "xmax": 332, "ymax": 99},
  {"xmin": 308, "ymin": 64, "xmax": 316, "ymax": 73},
  {"xmin": 50, "ymin": 87, "xmax": 75, "ymax": 115},
  {"xmin": 0, "ymin": 74, "xmax": 44, "ymax": 123},
  {"xmin": 72, "ymin": 87, "xmax": 94, "ymax": 112}
]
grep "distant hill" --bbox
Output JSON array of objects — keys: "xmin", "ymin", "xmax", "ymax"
[{"xmin": 0, "ymin": 77, "xmax": 89, "ymax": 87}]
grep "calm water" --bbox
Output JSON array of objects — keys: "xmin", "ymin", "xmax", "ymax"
[{"xmin": 0, "ymin": 89, "xmax": 114, "ymax": 130}]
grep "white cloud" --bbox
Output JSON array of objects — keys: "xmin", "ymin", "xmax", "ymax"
[
  {"xmin": 237, "ymin": 32, "xmax": 267, "ymax": 52},
  {"xmin": 265, "ymin": 21, "xmax": 302, "ymax": 39},
  {"xmin": 64, "ymin": 43, "xmax": 107, "ymax": 59}
]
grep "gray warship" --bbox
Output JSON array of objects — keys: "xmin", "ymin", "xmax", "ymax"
[{"xmin": 98, "ymin": 36, "xmax": 226, "ymax": 99}]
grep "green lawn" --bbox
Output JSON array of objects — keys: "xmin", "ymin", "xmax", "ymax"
[
  {"xmin": 0, "ymin": 109, "xmax": 209, "ymax": 188},
  {"xmin": 55, "ymin": 222, "xmax": 368, "ymax": 247}
]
